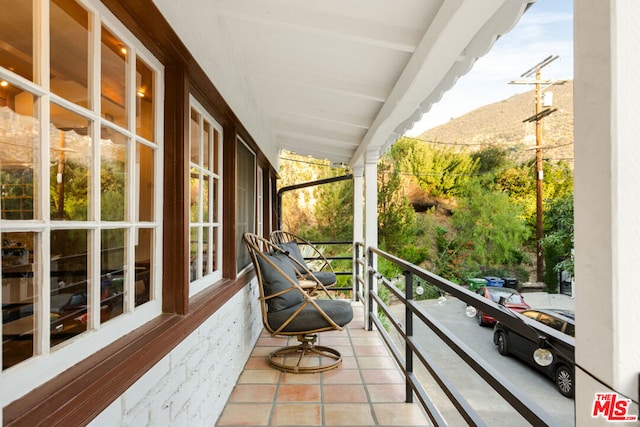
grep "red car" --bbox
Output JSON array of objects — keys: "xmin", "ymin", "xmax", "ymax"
[{"xmin": 475, "ymin": 286, "xmax": 530, "ymax": 326}]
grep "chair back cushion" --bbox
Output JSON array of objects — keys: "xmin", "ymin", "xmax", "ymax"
[
  {"xmin": 257, "ymin": 252, "xmax": 305, "ymax": 312},
  {"xmin": 277, "ymin": 241, "xmax": 307, "ymax": 269}
]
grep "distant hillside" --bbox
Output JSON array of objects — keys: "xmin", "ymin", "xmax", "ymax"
[{"xmin": 416, "ymin": 81, "xmax": 574, "ymax": 165}]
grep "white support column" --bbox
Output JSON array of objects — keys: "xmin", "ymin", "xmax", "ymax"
[
  {"xmin": 364, "ymin": 152, "xmax": 378, "ymax": 328},
  {"xmin": 574, "ymin": 0, "xmax": 640, "ymax": 423},
  {"xmin": 352, "ymin": 165, "xmax": 364, "ymax": 302}
]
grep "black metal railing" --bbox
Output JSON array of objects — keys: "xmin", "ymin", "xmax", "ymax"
[
  {"xmin": 358, "ymin": 244, "xmax": 575, "ymax": 426},
  {"xmin": 295, "ymin": 239, "xmax": 355, "ymax": 293}
]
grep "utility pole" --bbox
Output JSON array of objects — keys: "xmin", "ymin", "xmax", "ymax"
[{"xmin": 509, "ymin": 55, "xmax": 567, "ymax": 283}]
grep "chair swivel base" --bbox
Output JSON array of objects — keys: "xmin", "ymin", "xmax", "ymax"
[{"xmin": 268, "ymin": 333, "xmax": 342, "ymax": 374}]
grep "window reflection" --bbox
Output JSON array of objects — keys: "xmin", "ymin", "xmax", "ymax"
[
  {"xmin": 0, "ymin": 1, "xmax": 34, "ymax": 82},
  {"xmin": 136, "ymin": 143, "xmax": 154, "ymax": 222},
  {"xmin": 134, "ymin": 228, "xmax": 153, "ymax": 306},
  {"xmin": 101, "ymin": 229, "xmax": 125, "ymax": 322},
  {"xmin": 190, "ymin": 227, "xmax": 198, "ymax": 282},
  {"xmin": 50, "ymin": 229, "xmax": 89, "ymax": 348},
  {"xmin": 1, "ymin": 93, "xmax": 39, "ymax": 220},
  {"xmin": 101, "ymin": 126, "xmax": 127, "ymax": 221},
  {"xmin": 2, "ymin": 232, "xmax": 36, "ymax": 369},
  {"xmin": 190, "ymin": 167, "xmax": 199, "ymax": 223},
  {"xmin": 190, "ymin": 109, "xmax": 200, "ymax": 165},
  {"xmin": 50, "ymin": 104, "xmax": 91, "ymax": 221},
  {"xmin": 202, "ymin": 227, "xmax": 210, "ymax": 277},
  {"xmin": 136, "ymin": 58, "xmax": 154, "ymax": 140},
  {"xmin": 101, "ymin": 27, "xmax": 128, "ymax": 127},
  {"xmin": 51, "ymin": 0, "xmax": 90, "ymax": 108},
  {"xmin": 1, "ymin": 0, "xmax": 161, "ymax": 372}
]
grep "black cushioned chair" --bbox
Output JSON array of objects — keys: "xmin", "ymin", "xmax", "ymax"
[
  {"xmin": 270, "ymin": 230, "xmax": 337, "ymax": 288},
  {"xmin": 243, "ymin": 233, "xmax": 353, "ymax": 373}
]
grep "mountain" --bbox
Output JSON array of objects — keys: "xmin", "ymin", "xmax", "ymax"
[{"xmin": 415, "ymin": 81, "xmax": 574, "ymax": 165}]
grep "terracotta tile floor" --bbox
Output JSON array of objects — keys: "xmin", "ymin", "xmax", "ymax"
[{"xmin": 216, "ymin": 303, "xmax": 431, "ymax": 427}]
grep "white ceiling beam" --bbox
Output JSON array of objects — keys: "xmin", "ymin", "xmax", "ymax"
[
  {"xmin": 216, "ymin": 0, "xmax": 421, "ymax": 53},
  {"xmin": 277, "ymin": 129, "xmax": 359, "ymax": 149},
  {"xmin": 248, "ymin": 67, "xmax": 388, "ymax": 103},
  {"xmin": 268, "ymin": 100, "xmax": 373, "ymax": 130},
  {"xmin": 274, "ymin": 121, "xmax": 362, "ymax": 145}
]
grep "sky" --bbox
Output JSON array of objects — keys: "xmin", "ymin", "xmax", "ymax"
[{"xmin": 406, "ymin": 0, "xmax": 574, "ymax": 136}]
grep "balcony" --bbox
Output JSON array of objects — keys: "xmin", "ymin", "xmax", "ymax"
[{"xmin": 215, "ymin": 242, "xmax": 574, "ymax": 426}]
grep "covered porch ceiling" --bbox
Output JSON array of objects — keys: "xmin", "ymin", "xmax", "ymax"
[{"xmin": 151, "ymin": 0, "xmax": 535, "ymax": 167}]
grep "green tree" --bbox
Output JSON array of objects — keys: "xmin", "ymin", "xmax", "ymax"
[
  {"xmin": 541, "ymin": 193, "xmax": 574, "ymax": 290},
  {"xmin": 377, "ymin": 158, "xmax": 419, "ymax": 258},
  {"xmin": 313, "ymin": 178, "xmax": 353, "ymax": 241},
  {"xmin": 453, "ymin": 182, "xmax": 531, "ymax": 270},
  {"xmin": 471, "ymin": 146, "xmax": 511, "ymax": 175},
  {"xmin": 389, "ymin": 137, "xmax": 477, "ymax": 198}
]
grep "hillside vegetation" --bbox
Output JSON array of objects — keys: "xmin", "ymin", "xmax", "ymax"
[
  {"xmin": 417, "ymin": 80, "xmax": 573, "ymax": 165},
  {"xmin": 278, "ymin": 82, "xmax": 574, "ymax": 292}
]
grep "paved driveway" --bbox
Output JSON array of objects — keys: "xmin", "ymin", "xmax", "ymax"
[{"xmin": 388, "ymin": 292, "xmax": 575, "ymax": 426}]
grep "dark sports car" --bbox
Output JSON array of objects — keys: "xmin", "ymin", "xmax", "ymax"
[{"xmin": 493, "ymin": 308, "xmax": 575, "ymax": 398}]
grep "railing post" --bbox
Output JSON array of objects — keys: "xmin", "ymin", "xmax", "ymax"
[
  {"xmin": 404, "ymin": 271, "xmax": 414, "ymax": 403},
  {"xmin": 366, "ymin": 247, "xmax": 374, "ymax": 331},
  {"xmin": 353, "ymin": 242, "xmax": 360, "ymax": 301}
]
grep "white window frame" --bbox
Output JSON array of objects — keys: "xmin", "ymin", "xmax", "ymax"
[
  {"xmin": 0, "ymin": 0, "xmax": 164, "ymax": 405},
  {"xmin": 188, "ymin": 96, "xmax": 223, "ymax": 297}
]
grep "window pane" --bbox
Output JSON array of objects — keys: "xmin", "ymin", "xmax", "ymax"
[
  {"xmin": 0, "ymin": 1, "xmax": 33, "ymax": 81},
  {"xmin": 50, "ymin": 0, "xmax": 90, "ymax": 108},
  {"xmin": 101, "ymin": 127, "xmax": 127, "ymax": 221},
  {"xmin": 1, "ymin": 92, "xmax": 39, "ymax": 220},
  {"xmin": 189, "ymin": 168, "xmax": 199, "ymax": 223},
  {"xmin": 101, "ymin": 27, "xmax": 128, "ymax": 128},
  {"xmin": 135, "ymin": 57, "xmax": 154, "ymax": 140},
  {"xmin": 50, "ymin": 229, "xmax": 88, "ymax": 348},
  {"xmin": 202, "ymin": 226, "xmax": 209, "ymax": 277},
  {"xmin": 2, "ymin": 232, "xmax": 37, "ymax": 370},
  {"xmin": 50, "ymin": 104, "xmax": 91, "ymax": 221},
  {"xmin": 212, "ymin": 178, "xmax": 218, "ymax": 223},
  {"xmin": 190, "ymin": 108, "xmax": 200, "ymax": 165},
  {"xmin": 100, "ymin": 228, "xmax": 125, "ymax": 323},
  {"xmin": 203, "ymin": 120, "xmax": 210, "ymax": 170},
  {"xmin": 213, "ymin": 127, "xmax": 219, "ymax": 175},
  {"xmin": 202, "ymin": 175, "xmax": 209, "ymax": 222},
  {"xmin": 136, "ymin": 142, "xmax": 154, "ymax": 222},
  {"xmin": 134, "ymin": 228, "xmax": 152, "ymax": 306},
  {"xmin": 236, "ymin": 141, "xmax": 255, "ymax": 271},
  {"xmin": 190, "ymin": 227, "xmax": 198, "ymax": 282},
  {"xmin": 212, "ymin": 227, "xmax": 218, "ymax": 272}
]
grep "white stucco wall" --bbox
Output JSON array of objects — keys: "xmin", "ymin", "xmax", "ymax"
[
  {"xmin": 88, "ymin": 280, "xmax": 262, "ymax": 426},
  {"xmin": 574, "ymin": 0, "xmax": 640, "ymax": 424}
]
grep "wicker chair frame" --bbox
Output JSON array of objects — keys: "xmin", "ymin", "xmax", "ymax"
[
  {"xmin": 243, "ymin": 233, "xmax": 351, "ymax": 373},
  {"xmin": 270, "ymin": 230, "xmax": 337, "ymax": 287}
]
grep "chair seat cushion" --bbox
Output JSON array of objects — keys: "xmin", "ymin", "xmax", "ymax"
[
  {"xmin": 312, "ymin": 271, "xmax": 337, "ymax": 286},
  {"xmin": 267, "ymin": 299, "xmax": 353, "ymax": 332},
  {"xmin": 257, "ymin": 252, "xmax": 305, "ymax": 312}
]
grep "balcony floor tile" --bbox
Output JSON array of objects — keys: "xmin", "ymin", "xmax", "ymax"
[{"xmin": 216, "ymin": 303, "xmax": 431, "ymax": 427}]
